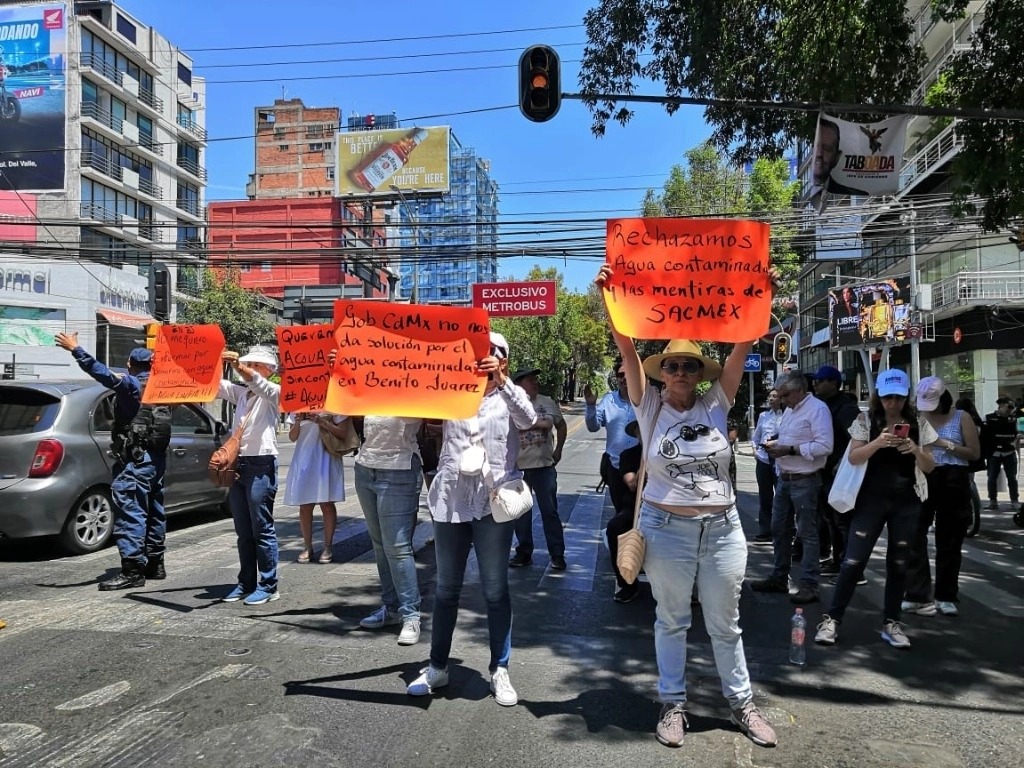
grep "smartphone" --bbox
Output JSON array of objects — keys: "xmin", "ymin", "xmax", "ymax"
[{"xmin": 892, "ymin": 423, "xmax": 910, "ymax": 439}]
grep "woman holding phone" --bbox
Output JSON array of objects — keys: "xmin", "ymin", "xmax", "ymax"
[{"xmin": 815, "ymin": 369, "xmax": 936, "ymax": 649}]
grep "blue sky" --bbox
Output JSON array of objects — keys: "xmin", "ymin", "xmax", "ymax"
[{"xmin": 118, "ymin": 0, "xmax": 712, "ymax": 292}]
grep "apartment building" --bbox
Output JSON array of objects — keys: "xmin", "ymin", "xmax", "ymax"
[{"xmin": 0, "ymin": 0, "xmax": 206, "ymax": 377}]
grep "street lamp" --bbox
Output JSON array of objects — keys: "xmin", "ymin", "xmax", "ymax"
[{"xmin": 390, "ymin": 184, "xmax": 420, "ymax": 303}]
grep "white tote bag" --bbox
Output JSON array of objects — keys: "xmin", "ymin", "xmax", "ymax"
[{"xmin": 827, "ymin": 444, "xmax": 867, "ymax": 514}]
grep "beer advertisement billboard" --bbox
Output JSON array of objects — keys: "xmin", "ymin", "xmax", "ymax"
[
  {"xmin": 335, "ymin": 126, "xmax": 450, "ymax": 197},
  {"xmin": 828, "ymin": 277, "xmax": 912, "ymax": 349},
  {"xmin": 0, "ymin": 3, "xmax": 67, "ymax": 191}
]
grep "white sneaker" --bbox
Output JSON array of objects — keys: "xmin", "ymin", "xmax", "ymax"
[
  {"xmin": 490, "ymin": 667, "xmax": 518, "ymax": 707},
  {"xmin": 397, "ymin": 619, "xmax": 420, "ymax": 646},
  {"xmin": 360, "ymin": 606, "xmax": 402, "ymax": 629},
  {"xmin": 814, "ymin": 615, "xmax": 838, "ymax": 645},
  {"xmin": 407, "ymin": 665, "xmax": 448, "ymax": 696},
  {"xmin": 882, "ymin": 620, "xmax": 912, "ymax": 649},
  {"xmin": 935, "ymin": 600, "xmax": 959, "ymax": 616},
  {"xmin": 900, "ymin": 600, "xmax": 937, "ymax": 616}
]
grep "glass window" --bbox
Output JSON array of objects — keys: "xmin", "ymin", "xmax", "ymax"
[
  {"xmin": 92, "ymin": 395, "xmax": 116, "ymax": 433},
  {"xmin": 137, "ymin": 114, "xmax": 153, "ymax": 139},
  {"xmin": 82, "ymin": 79, "xmax": 99, "ymax": 105},
  {"xmin": 177, "ymin": 62, "xmax": 192, "ymax": 86},
  {"xmin": 116, "ymin": 14, "xmax": 137, "ymax": 43},
  {"xmin": 110, "ymin": 97, "xmax": 126, "ymax": 125},
  {"xmin": 171, "ymin": 404, "xmax": 208, "ymax": 434}
]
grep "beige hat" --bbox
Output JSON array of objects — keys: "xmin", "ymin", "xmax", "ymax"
[
  {"xmin": 239, "ymin": 345, "xmax": 278, "ymax": 369},
  {"xmin": 642, "ymin": 339, "xmax": 722, "ymax": 383}
]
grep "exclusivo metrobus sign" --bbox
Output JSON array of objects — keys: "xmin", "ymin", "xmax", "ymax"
[{"xmin": 471, "ymin": 280, "xmax": 557, "ymax": 317}]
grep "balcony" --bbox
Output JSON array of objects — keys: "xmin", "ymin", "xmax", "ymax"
[
  {"xmin": 179, "ymin": 237, "xmax": 204, "ymax": 252},
  {"xmin": 81, "ymin": 150, "xmax": 123, "ymax": 183},
  {"xmin": 139, "ymin": 85, "xmax": 164, "ymax": 113},
  {"xmin": 81, "ymin": 52, "xmax": 123, "ymax": 87},
  {"xmin": 176, "ymin": 114, "xmax": 207, "ymax": 142},
  {"xmin": 81, "ymin": 101, "xmax": 122, "ymax": 133},
  {"xmin": 138, "ymin": 222, "xmax": 161, "ymax": 242},
  {"xmin": 929, "ymin": 271, "xmax": 1024, "ymax": 319},
  {"xmin": 899, "ymin": 121, "xmax": 961, "ymax": 193},
  {"xmin": 138, "ymin": 176, "xmax": 162, "ymax": 199},
  {"xmin": 176, "ymin": 155, "xmax": 208, "ymax": 182},
  {"xmin": 137, "ymin": 132, "xmax": 162, "ymax": 158},
  {"xmin": 80, "ymin": 203, "xmax": 123, "ymax": 226},
  {"xmin": 176, "ymin": 197, "xmax": 202, "ymax": 217}
]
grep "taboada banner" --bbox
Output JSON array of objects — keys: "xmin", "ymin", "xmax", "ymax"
[
  {"xmin": 335, "ymin": 126, "xmax": 450, "ymax": 197},
  {"xmin": 0, "ymin": 3, "xmax": 67, "ymax": 191}
]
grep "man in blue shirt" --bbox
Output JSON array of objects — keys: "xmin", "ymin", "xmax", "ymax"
[
  {"xmin": 56, "ymin": 333, "xmax": 168, "ymax": 590},
  {"xmin": 584, "ymin": 358, "xmax": 639, "ymax": 513}
]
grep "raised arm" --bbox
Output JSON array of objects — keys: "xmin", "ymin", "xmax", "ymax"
[{"xmin": 596, "ymin": 264, "xmax": 645, "ymax": 407}]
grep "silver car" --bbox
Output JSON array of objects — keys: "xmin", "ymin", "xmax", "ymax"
[{"xmin": 0, "ymin": 380, "xmax": 229, "ymax": 554}]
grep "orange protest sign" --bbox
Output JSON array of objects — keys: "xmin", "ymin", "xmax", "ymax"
[
  {"xmin": 326, "ymin": 301, "xmax": 490, "ymax": 420},
  {"xmin": 143, "ymin": 324, "xmax": 225, "ymax": 404},
  {"xmin": 603, "ymin": 218, "xmax": 772, "ymax": 342},
  {"xmin": 276, "ymin": 324, "xmax": 334, "ymax": 413}
]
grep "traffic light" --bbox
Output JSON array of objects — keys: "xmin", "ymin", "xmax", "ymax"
[
  {"xmin": 772, "ymin": 332, "xmax": 792, "ymax": 365},
  {"xmin": 518, "ymin": 45, "xmax": 561, "ymax": 123},
  {"xmin": 144, "ymin": 321, "xmax": 159, "ymax": 352},
  {"xmin": 148, "ymin": 261, "xmax": 171, "ymax": 321}
]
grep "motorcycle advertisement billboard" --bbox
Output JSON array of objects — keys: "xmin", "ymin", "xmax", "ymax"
[
  {"xmin": 0, "ymin": 3, "xmax": 66, "ymax": 192},
  {"xmin": 828, "ymin": 277, "xmax": 912, "ymax": 350},
  {"xmin": 335, "ymin": 126, "xmax": 450, "ymax": 198}
]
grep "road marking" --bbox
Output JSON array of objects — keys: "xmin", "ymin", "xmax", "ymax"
[
  {"xmin": 539, "ymin": 491, "xmax": 604, "ymax": 591},
  {"xmin": 55, "ymin": 681, "xmax": 131, "ymax": 711}
]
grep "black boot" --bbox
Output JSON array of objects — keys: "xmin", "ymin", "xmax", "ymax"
[
  {"xmin": 99, "ymin": 559, "xmax": 146, "ymax": 591},
  {"xmin": 144, "ymin": 556, "xmax": 166, "ymax": 580}
]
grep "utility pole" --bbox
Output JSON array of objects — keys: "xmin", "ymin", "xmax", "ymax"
[
  {"xmin": 390, "ymin": 184, "xmax": 419, "ymax": 303},
  {"xmin": 900, "ymin": 203, "xmax": 921, "ymax": 384}
]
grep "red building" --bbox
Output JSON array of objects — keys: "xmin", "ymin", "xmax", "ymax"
[{"xmin": 206, "ymin": 197, "xmax": 390, "ymax": 301}]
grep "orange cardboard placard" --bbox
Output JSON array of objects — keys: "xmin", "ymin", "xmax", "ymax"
[
  {"xmin": 143, "ymin": 324, "xmax": 225, "ymax": 404},
  {"xmin": 603, "ymin": 218, "xmax": 772, "ymax": 342},
  {"xmin": 326, "ymin": 301, "xmax": 490, "ymax": 420},
  {"xmin": 276, "ymin": 324, "xmax": 335, "ymax": 413}
]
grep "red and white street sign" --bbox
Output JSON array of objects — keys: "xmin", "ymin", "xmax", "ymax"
[{"xmin": 472, "ymin": 280, "xmax": 557, "ymax": 317}]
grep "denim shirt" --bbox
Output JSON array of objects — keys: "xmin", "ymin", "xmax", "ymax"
[{"xmin": 585, "ymin": 389, "xmax": 638, "ymax": 467}]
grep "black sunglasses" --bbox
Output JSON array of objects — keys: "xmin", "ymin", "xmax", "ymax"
[
  {"xmin": 661, "ymin": 359, "xmax": 703, "ymax": 376},
  {"xmin": 678, "ymin": 424, "xmax": 711, "ymax": 441}
]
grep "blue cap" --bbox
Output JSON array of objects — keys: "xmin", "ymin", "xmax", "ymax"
[
  {"xmin": 128, "ymin": 348, "xmax": 153, "ymax": 366},
  {"xmin": 813, "ymin": 365, "xmax": 842, "ymax": 383}
]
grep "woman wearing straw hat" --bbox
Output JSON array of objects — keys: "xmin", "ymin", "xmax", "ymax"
[{"xmin": 596, "ymin": 264, "xmax": 778, "ymax": 750}]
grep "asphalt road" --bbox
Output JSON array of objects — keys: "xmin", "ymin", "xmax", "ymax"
[{"xmin": 1, "ymin": 403, "xmax": 1022, "ymax": 768}]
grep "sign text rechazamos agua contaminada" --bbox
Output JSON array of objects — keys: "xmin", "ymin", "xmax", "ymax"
[{"xmin": 471, "ymin": 281, "xmax": 557, "ymax": 317}]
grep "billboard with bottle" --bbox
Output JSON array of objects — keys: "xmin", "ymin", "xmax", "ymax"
[
  {"xmin": 334, "ymin": 126, "xmax": 450, "ymax": 197},
  {"xmin": 0, "ymin": 3, "xmax": 67, "ymax": 191}
]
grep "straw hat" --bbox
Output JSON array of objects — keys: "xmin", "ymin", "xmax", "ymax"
[{"xmin": 642, "ymin": 339, "xmax": 722, "ymax": 383}]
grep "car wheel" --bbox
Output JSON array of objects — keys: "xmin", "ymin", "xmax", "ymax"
[{"xmin": 60, "ymin": 487, "xmax": 114, "ymax": 555}]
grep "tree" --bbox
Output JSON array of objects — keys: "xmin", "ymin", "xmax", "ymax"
[
  {"xmin": 491, "ymin": 267, "xmax": 609, "ymax": 401},
  {"xmin": 177, "ymin": 269, "xmax": 276, "ymax": 351},
  {"xmin": 932, "ymin": 0, "xmax": 1024, "ymax": 230},
  {"xmin": 578, "ymin": 0, "xmax": 923, "ymax": 163}
]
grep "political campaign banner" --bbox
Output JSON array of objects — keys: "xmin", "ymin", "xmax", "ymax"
[
  {"xmin": 809, "ymin": 113, "xmax": 909, "ymax": 211},
  {"xmin": 828, "ymin": 277, "xmax": 912, "ymax": 349},
  {"xmin": 0, "ymin": 3, "xmax": 67, "ymax": 191}
]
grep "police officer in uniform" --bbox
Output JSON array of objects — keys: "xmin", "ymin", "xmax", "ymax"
[{"xmin": 56, "ymin": 332, "xmax": 169, "ymax": 590}]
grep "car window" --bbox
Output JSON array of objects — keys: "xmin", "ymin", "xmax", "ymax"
[
  {"xmin": 0, "ymin": 387, "xmax": 61, "ymax": 435},
  {"xmin": 92, "ymin": 395, "xmax": 115, "ymax": 433},
  {"xmin": 172, "ymin": 404, "xmax": 211, "ymax": 434}
]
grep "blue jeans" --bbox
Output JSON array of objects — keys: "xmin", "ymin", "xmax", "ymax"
[
  {"xmin": 513, "ymin": 465, "xmax": 564, "ymax": 558},
  {"xmin": 355, "ymin": 457, "xmax": 424, "ymax": 620},
  {"xmin": 987, "ymin": 453, "xmax": 1019, "ymax": 503},
  {"xmin": 640, "ymin": 503, "xmax": 752, "ymax": 708},
  {"xmin": 429, "ymin": 513, "xmax": 515, "ymax": 672},
  {"xmin": 770, "ymin": 474, "xmax": 822, "ymax": 587},
  {"xmin": 111, "ymin": 452, "xmax": 166, "ymax": 564},
  {"xmin": 229, "ymin": 456, "xmax": 279, "ymax": 593}
]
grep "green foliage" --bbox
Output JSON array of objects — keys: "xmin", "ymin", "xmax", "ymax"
[
  {"xmin": 491, "ymin": 267, "xmax": 610, "ymax": 400},
  {"xmin": 177, "ymin": 269, "xmax": 276, "ymax": 352},
  {"xmin": 931, "ymin": 0, "xmax": 1024, "ymax": 229},
  {"xmin": 579, "ymin": 0, "xmax": 924, "ymax": 163}
]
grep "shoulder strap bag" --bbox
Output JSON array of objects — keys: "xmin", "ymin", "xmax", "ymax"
[
  {"xmin": 616, "ymin": 400, "xmax": 662, "ymax": 584},
  {"xmin": 208, "ymin": 402, "xmax": 251, "ymax": 488}
]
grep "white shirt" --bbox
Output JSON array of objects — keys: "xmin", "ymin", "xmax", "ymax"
[
  {"xmin": 356, "ymin": 416, "xmax": 423, "ymax": 470},
  {"xmin": 775, "ymin": 392, "xmax": 833, "ymax": 474},
  {"xmin": 426, "ymin": 379, "xmax": 537, "ymax": 523},
  {"xmin": 752, "ymin": 408, "xmax": 785, "ymax": 464},
  {"xmin": 518, "ymin": 393, "xmax": 563, "ymax": 469},
  {"xmin": 218, "ymin": 374, "xmax": 280, "ymax": 457}
]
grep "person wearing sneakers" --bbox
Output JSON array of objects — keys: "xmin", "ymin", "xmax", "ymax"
[
  {"xmin": 509, "ymin": 366, "xmax": 567, "ymax": 571},
  {"xmin": 903, "ymin": 377, "xmax": 980, "ymax": 618},
  {"xmin": 751, "ymin": 370, "xmax": 833, "ymax": 605},
  {"xmin": 406, "ymin": 332, "xmax": 537, "ymax": 707},
  {"xmin": 598, "ymin": 261, "xmax": 779, "ymax": 751},
  {"xmin": 814, "ymin": 369, "xmax": 936, "ymax": 650},
  {"xmin": 217, "ymin": 346, "xmax": 282, "ymax": 607}
]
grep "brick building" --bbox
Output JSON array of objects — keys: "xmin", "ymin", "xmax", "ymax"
[{"xmin": 246, "ymin": 98, "xmax": 339, "ymax": 199}]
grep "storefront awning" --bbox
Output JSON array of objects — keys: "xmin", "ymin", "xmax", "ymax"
[{"xmin": 96, "ymin": 308, "xmax": 156, "ymax": 328}]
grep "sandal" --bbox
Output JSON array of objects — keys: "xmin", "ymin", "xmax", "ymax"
[
  {"xmin": 319, "ymin": 548, "xmax": 333, "ymax": 564},
  {"xmin": 297, "ymin": 549, "xmax": 311, "ymax": 564}
]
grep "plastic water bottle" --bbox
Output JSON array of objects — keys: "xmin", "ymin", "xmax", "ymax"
[{"xmin": 789, "ymin": 608, "xmax": 806, "ymax": 666}]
